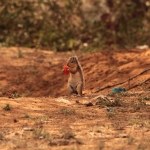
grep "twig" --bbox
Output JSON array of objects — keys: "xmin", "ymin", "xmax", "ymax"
[
  {"xmin": 95, "ymin": 68, "xmax": 150, "ymax": 93},
  {"xmin": 128, "ymin": 76, "xmax": 130, "ymax": 89},
  {"xmin": 129, "ymin": 77, "xmax": 150, "ymax": 90}
]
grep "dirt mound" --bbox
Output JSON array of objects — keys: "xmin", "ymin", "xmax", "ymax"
[
  {"xmin": 0, "ymin": 47, "xmax": 150, "ymax": 97},
  {"xmin": 1, "ymin": 47, "xmax": 150, "ymax": 150}
]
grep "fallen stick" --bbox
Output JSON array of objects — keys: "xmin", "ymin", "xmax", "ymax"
[
  {"xmin": 129, "ymin": 77, "xmax": 150, "ymax": 90},
  {"xmin": 95, "ymin": 68, "xmax": 150, "ymax": 93}
]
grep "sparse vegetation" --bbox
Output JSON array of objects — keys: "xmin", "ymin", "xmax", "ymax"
[
  {"xmin": 60, "ymin": 108, "xmax": 76, "ymax": 115},
  {"xmin": 18, "ymin": 49, "xmax": 23, "ymax": 58},
  {"xmin": 33, "ymin": 116, "xmax": 49, "ymax": 125},
  {"xmin": 3, "ymin": 104, "xmax": 11, "ymax": 111},
  {"xmin": 132, "ymin": 101, "xmax": 147, "ymax": 112},
  {"xmin": 23, "ymin": 114, "xmax": 30, "ymax": 118},
  {"xmin": 137, "ymin": 143, "xmax": 147, "ymax": 150},
  {"xmin": 96, "ymin": 96, "xmax": 124, "ymax": 107},
  {"xmin": 0, "ymin": 132, "xmax": 3, "ymax": 140},
  {"xmin": 129, "ymin": 119, "xmax": 140, "ymax": 126},
  {"xmin": 106, "ymin": 112, "xmax": 117, "ymax": 119},
  {"xmin": 107, "ymin": 92, "xmax": 118, "ymax": 97},
  {"xmin": 143, "ymin": 96, "xmax": 150, "ymax": 101},
  {"xmin": 128, "ymin": 136, "xmax": 136, "ymax": 145},
  {"xmin": 61, "ymin": 129, "xmax": 75, "ymax": 139},
  {"xmin": 98, "ymin": 141, "xmax": 105, "ymax": 150},
  {"xmin": 23, "ymin": 92, "xmax": 30, "ymax": 97},
  {"xmin": 95, "ymin": 97, "xmax": 112, "ymax": 107},
  {"xmin": 0, "ymin": 89, "xmax": 150, "ymax": 149},
  {"xmin": 29, "ymin": 69, "xmax": 37, "ymax": 76},
  {"xmin": 136, "ymin": 82, "xmax": 145, "ymax": 86},
  {"xmin": 119, "ymin": 92, "xmax": 131, "ymax": 97},
  {"xmin": 137, "ymin": 95, "xmax": 150, "ymax": 101},
  {"xmin": 108, "ymin": 92, "xmax": 131, "ymax": 97},
  {"xmin": 0, "ymin": 0, "xmax": 150, "ymax": 51},
  {"xmin": 111, "ymin": 98, "xmax": 124, "ymax": 107},
  {"xmin": 13, "ymin": 92, "xmax": 21, "ymax": 98},
  {"xmin": 1, "ymin": 44, "xmax": 150, "ymax": 149},
  {"xmin": 33, "ymin": 128, "xmax": 50, "ymax": 140}
]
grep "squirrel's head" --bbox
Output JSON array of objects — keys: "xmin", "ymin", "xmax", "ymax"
[{"xmin": 67, "ymin": 56, "xmax": 78, "ymax": 69}]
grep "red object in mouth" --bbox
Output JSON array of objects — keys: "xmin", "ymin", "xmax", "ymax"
[{"xmin": 63, "ymin": 66, "xmax": 69, "ymax": 75}]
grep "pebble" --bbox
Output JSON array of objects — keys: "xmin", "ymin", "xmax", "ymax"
[
  {"xmin": 23, "ymin": 127, "xmax": 34, "ymax": 131},
  {"xmin": 116, "ymin": 134, "xmax": 128, "ymax": 138}
]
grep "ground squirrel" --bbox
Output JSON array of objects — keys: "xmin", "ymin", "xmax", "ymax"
[{"xmin": 66, "ymin": 56, "xmax": 84, "ymax": 97}]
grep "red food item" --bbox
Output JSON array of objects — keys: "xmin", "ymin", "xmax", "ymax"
[{"xmin": 63, "ymin": 66, "xmax": 69, "ymax": 75}]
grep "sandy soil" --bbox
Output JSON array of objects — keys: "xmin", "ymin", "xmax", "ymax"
[{"xmin": 0, "ymin": 47, "xmax": 150, "ymax": 150}]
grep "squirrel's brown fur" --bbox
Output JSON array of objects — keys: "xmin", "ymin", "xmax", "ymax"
[{"xmin": 66, "ymin": 56, "xmax": 84, "ymax": 97}]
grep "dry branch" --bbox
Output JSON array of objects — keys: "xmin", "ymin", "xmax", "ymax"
[{"xmin": 95, "ymin": 68, "xmax": 150, "ymax": 93}]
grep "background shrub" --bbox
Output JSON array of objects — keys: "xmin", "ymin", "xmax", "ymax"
[{"xmin": 0, "ymin": 0, "xmax": 150, "ymax": 51}]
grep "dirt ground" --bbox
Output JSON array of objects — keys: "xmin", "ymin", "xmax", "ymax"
[{"xmin": 0, "ymin": 47, "xmax": 150, "ymax": 150}]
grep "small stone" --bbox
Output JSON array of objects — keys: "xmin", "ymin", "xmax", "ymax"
[
  {"xmin": 49, "ymin": 139, "xmax": 69, "ymax": 146},
  {"xmin": 85, "ymin": 102, "xmax": 93, "ymax": 107},
  {"xmin": 117, "ymin": 134, "xmax": 128, "ymax": 138},
  {"xmin": 14, "ymin": 119, "xmax": 18, "ymax": 123},
  {"xmin": 106, "ymin": 107, "xmax": 115, "ymax": 112},
  {"xmin": 23, "ymin": 127, "xmax": 34, "ymax": 131},
  {"xmin": 76, "ymin": 100, "xmax": 82, "ymax": 105},
  {"xmin": 39, "ymin": 136, "xmax": 44, "ymax": 139}
]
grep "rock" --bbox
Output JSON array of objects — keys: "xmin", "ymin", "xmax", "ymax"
[
  {"xmin": 49, "ymin": 138, "xmax": 83, "ymax": 146},
  {"xmin": 106, "ymin": 107, "xmax": 115, "ymax": 112},
  {"xmin": 55, "ymin": 97, "xmax": 71, "ymax": 105},
  {"xmin": 49, "ymin": 139, "xmax": 70, "ymax": 146},
  {"xmin": 136, "ymin": 45, "xmax": 149, "ymax": 50},
  {"xmin": 23, "ymin": 127, "xmax": 34, "ymax": 131},
  {"xmin": 85, "ymin": 102, "xmax": 93, "ymax": 107},
  {"xmin": 116, "ymin": 134, "xmax": 128, "ymax": 138}
]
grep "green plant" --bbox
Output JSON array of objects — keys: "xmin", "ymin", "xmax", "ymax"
[
  {"xmin": 23, "ymin": 114, "xmax": 30, "ymax": 118},
  {"xmin": 60, "ymin": 108, "xmax": 76, "ymax": 115},
  {"xmin": 137, "ymin": 143, "xmax": 147, "ymax": 150},
  {"xmin": 3, "ymin": 104, "xmax": 11, "ymax": 111},
  {"xmin": 108, "ymin": 92, "xmax": 131, "ymax": 97},
  {"xmin": 98, "ymin": 141, "xmax": 105, "ymax": 150},
  {"xmin": 111, "ymin": 98, "xmax": 124, "ymax": 107},
  {"xmin": 33, "ymin": 128, "xmax": 50, "ymax": 140},
  {"xmin": 23, "ymin": 92, "xmax": 30, "ymax": 97},
  {"xmin": 18, "ymin": 49, "xmax": 23, "ymax": 58},
  {"xmin": 132, "ymin": 101, "xmax": 147, "ymax": 112},
  {"xmin": 96, "ymin": 96, "xmax": 125, "ymax": 107},
  {"xmin": 128, "ymin": 119, "xmax": 139, "ymax": 125},
  {"xmin": 0, "ymin": 0, "xmax": 150, "ymax": 51},
  {"xmin": 128, "ymin": 136, "xmax": 135, "ymax": 145},
  {"xmin": 136, "ymin": 82, "xmax": 145, "ymax": 86},
  {"xmin": 95, "ymin": 97, "xmax": 112, "ymax": 107},
  {"xmin": 13, "ymin": 92, "xmax": 21, "ymax": 98},
  {"xmin": 0, "ymin": 132, "xmax": 3, "ymax": 140},
  {"xmin": 120, "ymin": 92, "xmax": 131, "ymax": 97},
  {"xmin": 29, "ymin": 69, "xmax": 37, "ymax": 76},
  {"xmin": 107, "ymin": 92, "xmax": 118, "ymax": 97},
  {"xmin": 106, "ymin": 112, "xmax": 116, "ymax": 119},
  {"xmin": 33, "ymin": 116, "xmax": 49, "ymax": 125},
  {"xmin": 143, "ymin": 96, "xmax": 150, "ymax": 101},
  {"xmin": 61, "ymin": 129, "xmax": 75, "ymax": 139}
]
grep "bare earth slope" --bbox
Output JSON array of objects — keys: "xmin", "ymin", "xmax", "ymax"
[{"xmin": 0, "ymin": 47, "xmax": 150, "ymax": 150}]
